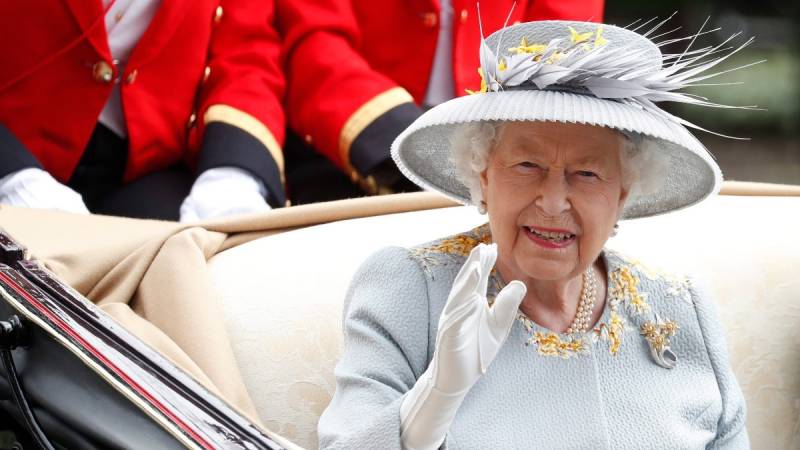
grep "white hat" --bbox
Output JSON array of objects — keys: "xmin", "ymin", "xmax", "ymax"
[{"xmin": 391, "ymin": 19, "xmax": 757, "ymax": 218}]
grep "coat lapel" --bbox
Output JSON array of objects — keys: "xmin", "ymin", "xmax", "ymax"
[
  {"xmin": 63, "ymin": 0, "xmax": 111, "ymax": 59},
  {"xmin": 127, "ymin": 0, "xmax": 190, "ymax": 68}
]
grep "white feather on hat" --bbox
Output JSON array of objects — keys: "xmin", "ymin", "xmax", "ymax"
[{"xmin": 391, "ymin": 16, "xmax": 761, "ymax": 219}]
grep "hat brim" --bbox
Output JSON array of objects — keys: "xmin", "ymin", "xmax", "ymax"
[{"xmin": 391, "ymin": 90, "xmax": 722, "ymax": 219}]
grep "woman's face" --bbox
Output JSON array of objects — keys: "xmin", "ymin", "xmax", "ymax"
[{"xmin": 480, "ymin": 121, "xmax": 628, "ymax": 282}]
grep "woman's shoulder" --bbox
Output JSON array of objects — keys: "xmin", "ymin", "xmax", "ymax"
[
  {"xmin": 602, "ymin": 249, "xmax": 726, "ymax": 361},
  {"xmin": 603, "ymin": 249, "xmax": 696, "ymax": 308},
  {"xmin": 345, "ymin": 224, "xmax": 489, "ymax": 310},
  {"xmin": 349, "ymin": 223, "xmax": 491, "ymax": 302},
  {"xmin": 359, "ymin": 223, "xmax": 491, "ymax": 267},
  {"xmin": 406, "ymin": 223, "xmax": 492, "ymax": 276}
]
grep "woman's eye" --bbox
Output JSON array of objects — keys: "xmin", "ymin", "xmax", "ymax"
[
  {"xmin": 577, "ymin": 170, "xmax": 598, "ymax": 178},
  {"xmin": 519, "ymin": 161, "xmax": 539, "ymax": 169}
]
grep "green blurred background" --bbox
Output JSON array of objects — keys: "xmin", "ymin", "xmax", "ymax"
[{"xmin": 606, "ymin": 0, "xmax": 799, "ymax": 184}]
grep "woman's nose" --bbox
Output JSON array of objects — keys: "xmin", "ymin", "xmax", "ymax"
[{"xmin": 534, "ymin": 171, "xmax": 570, "ymax": 215}]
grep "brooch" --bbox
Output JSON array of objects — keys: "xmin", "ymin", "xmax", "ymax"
[{"xmin": 640, "ymin": 314, "xmax": 679, "ymax": 369}]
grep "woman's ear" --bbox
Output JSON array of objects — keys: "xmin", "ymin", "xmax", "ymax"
[
  {"xmin": 479, "ymin": 166, "xmax": 489, "ymax": 200},
  {"xmin": 617, "ymin": 186, "xmax": 629, "ymax": 212}
]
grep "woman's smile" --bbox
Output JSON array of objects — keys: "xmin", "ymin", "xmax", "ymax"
[{"xmin": 523, "ymin": 225, "xmax": 577, "ymax": 249}]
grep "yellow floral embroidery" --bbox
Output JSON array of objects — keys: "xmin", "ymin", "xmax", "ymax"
[
  {"xmin": 410, "ymin": 225, "xmax": 492, "ymax": 274},
  {"xmin": 412, "ymin": 225, "xmax": 491, "ymax": 258},
  {"xmin": 666, "ymin": 277, "xmax": 693, "ymax": 304},
  {"xmin": 609, "ymin": 266, "xmax": 650, "ymax": 316},
  {"xmin": 516, "ymin": 254, "xmax": 685, "ymax": 360},
  {"xmin": 626, "ymin": 258, "xmax": 693, "ymax": 305},
  {"xmin": 607, "ymin": 253, "xmax": 685, "ymax": 363},
  {"xmin": 516, "ymin": 318, "xmax": 592, "ymax": 358},
  {"xmin": 594, "ymin": 311, "xmax": 625, "ymax": 355},
  {"xmin": 528, "ymin": 330, "xmax": 588, "ymax": 359},
  {"xmin": 415, "ymin": 233, "xmax": 681, "ymax": 362},
  {"xmin": 626, "ymin": 257, "xmax": 669, "ymax": 280},
  {"xmin": 517, "ymin": 315, "xmax": 588, "ymax": 358}
]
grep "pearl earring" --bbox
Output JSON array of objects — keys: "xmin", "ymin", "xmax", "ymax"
[
  {"xmin": 610, "ymin": 223, "xmax": 619, "ymax": 237},
  {"xmin": 477, "ymin": 201, "xmax": 487, "ymax": 215}
]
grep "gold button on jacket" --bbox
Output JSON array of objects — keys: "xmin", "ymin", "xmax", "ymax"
[{"xmin": 92, "ymin": 61, "xmax": 114, "ymax": 83}]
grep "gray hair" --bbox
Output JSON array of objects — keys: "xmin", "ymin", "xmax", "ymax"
[{"xmin": 449, "ymin": 121, "xmax": 669, "ymax": 209}]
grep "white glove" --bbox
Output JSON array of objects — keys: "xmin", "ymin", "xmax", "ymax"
[
  {"xmin": 0, "ymin": 168, "xmax": 90, "ymax": 214},
  {"xmin": 400, "ymin": 243, "xmax": 526, "ymax": 450},
  {"xmin": 179, "ymin": 167, "xmax": 271, "ymax": 222}
]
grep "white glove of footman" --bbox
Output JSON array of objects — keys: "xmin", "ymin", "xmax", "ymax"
[
  {"xmin": 179, "ymin": 167, "xmax": 271, "ymax": 222},
  {"xmin": 400, "ymin": 243, "xmax": 526, "ymax": 450},
  {"xmin": 0, "ymin": 168, "xmax": 89, "ymax": 214}
]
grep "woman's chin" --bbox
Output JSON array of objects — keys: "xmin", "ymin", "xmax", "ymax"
[{"xmin": 514, "ymin": 255, "xmax": 577, "ymax": 282}]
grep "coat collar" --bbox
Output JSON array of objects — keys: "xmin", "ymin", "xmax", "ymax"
[
  {"xmin": 126, "ymin": 0, "xmax": 190, "ymax": 68},
  {"xmin": 63, "ymin": 0, "xmax": 111, "ymax": 59},
  {"xmin": 62, "ymin": 0, "xmax": 189, "ymax": 67}
]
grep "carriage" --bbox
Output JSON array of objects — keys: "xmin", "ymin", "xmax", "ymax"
[{"xmin": 1, "ymin": 183, "xmax": 799, "ymax": 449}]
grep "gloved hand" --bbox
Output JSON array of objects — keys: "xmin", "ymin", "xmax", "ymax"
[
  {"xmin": 400, "ymin": 243, "xmax": 526, "ymax": 450},
  {"xmin": 179, "ymin": 167, "xmax": 271, "ymax": 222},
  {"xmin": 0, "ymin": 168, "xmax": 90, "ymax": 214}
]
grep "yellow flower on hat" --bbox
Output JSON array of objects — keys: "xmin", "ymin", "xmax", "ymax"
[
  {"xmin": 568, "ymin": 26, "xmax": 593, "ymax": 44},
  {"xmin": 593, "ymin": 25, "xmax": 608, "ymax": 48},
  {"xmin": 508, "ymin": 37, "xmax": 547, "ymax": 55},
  {"xmin": 465, "ymin": 67, "xmax": 488, "ymax": 95},
  {"xmin": 545, "ymin": 52, "xmax": 564, "ymax": 64},
  {"xmin": 498, "ymin": 58, "xmax": 507, "ymax": 72}
]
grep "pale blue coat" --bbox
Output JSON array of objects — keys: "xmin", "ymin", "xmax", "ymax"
[{"xmin": 318, "ymin": 225, "xmax": 748, "ymax": 449}]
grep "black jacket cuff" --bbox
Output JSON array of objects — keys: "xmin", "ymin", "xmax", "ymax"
[
  {"xmin": 198, "ymin": 122, "xmax": 286, "ymax": 208},
  {"xmin": 349, "ymin": 102, "xmax": 423, "ymax": 184},
  {"xmin": 0, "ymin": 124, "xmax": 41, "ymax": 179}
]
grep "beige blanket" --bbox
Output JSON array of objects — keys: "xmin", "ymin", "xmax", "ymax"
[
  {"xmin": 0, "ymin": 181, "xmax": 797, "ymax": 428},
  {"xmin": 0, "ymin": 192, "xmax": 454, "ymax": 425}
]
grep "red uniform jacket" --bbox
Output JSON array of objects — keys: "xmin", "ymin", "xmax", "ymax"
[
  {"xmin": 0, "ymin": 0, "xmax": 287, "ymax": 205},
  {"xmin": 278, "ymin": 0, "xmax": 604, "ymax": 189}
]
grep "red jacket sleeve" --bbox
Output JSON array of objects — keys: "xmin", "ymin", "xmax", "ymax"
[
  {"xmin": 277, "ymin": 0, "xmax": 605, "ymax": 191},
  {"xmin": 276, "ymin": 0, "xmax": 413, "ymax": 176},
  {"xmin": 194, "ymin": 0, "xmax": 288, "ymax": 206}
]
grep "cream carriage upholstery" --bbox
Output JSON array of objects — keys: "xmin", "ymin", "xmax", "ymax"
[{"xmin": 208, "ymin": 193, "xmax": 800, "ymax": 449}]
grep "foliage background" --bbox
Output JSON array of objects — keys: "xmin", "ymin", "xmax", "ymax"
[{"xmin": 605, "ymin": 0, "xmax": 799, "ymax": 184}]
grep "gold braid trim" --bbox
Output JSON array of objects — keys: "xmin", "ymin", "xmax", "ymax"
[
  {"xmin": 338, "ymin": 87, "xmax": 414, "ymax": 171},
  {"xmin": 204, "ymin": 104, "xmax": 284, "ymax": 179}
]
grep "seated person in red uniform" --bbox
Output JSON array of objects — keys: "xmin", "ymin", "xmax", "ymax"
[
  {"xmin": 277, "ymin": 0, "xmax": 604, "ymax": 204},
  {"xmin": 0, "ymin": 0, "xmax": 286, "ymax": 222}
]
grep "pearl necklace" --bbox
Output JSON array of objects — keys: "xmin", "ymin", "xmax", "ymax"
[{"xmin": 565, "ymin": 266, "xmax": 597, "ymax": 334}]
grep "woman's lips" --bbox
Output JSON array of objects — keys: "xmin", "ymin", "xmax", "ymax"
[{"xmin": 523, "ymin": 226, "xmax": 577, "ymax": 249}]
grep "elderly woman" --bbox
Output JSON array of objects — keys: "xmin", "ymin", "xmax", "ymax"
[{"xmin": 318, "ymin": 20, "xmax": 749, "ymax": 449}]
